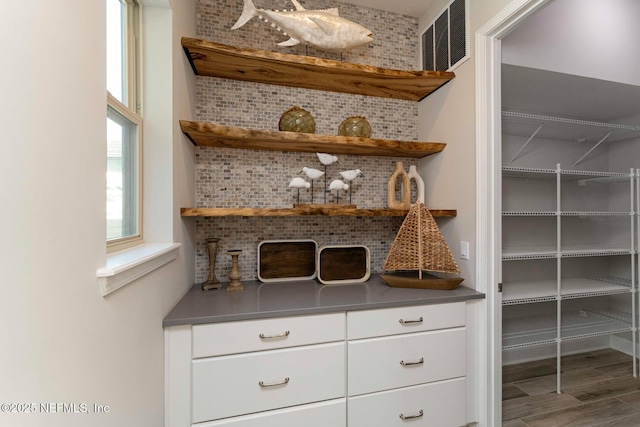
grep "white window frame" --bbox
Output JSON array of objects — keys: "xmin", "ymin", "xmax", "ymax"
[
  {"xmin": 107, "ymin": 0, "xmax": 143, "ymax": 253},
  {"xmin": 98, "ymin": 0, "xmax": 182, "ymax": 297},
  {"xmin": 420, "ymin": 0, "xmax": 470, "ymax": 72}
]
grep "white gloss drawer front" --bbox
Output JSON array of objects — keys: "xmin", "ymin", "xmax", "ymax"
[
  {"xmin": 192, "ymin": 313, "xmax": 344, "ymax": 358},
  {"xmin": 348, "ymin": 328, "xmax": 465, "ymax": 396},
  {"xmin": 192, "ymin": 342, "xmax": 345, "ymax": 423},
  {"xmin": 192, "ymin": 399, "xmax": 346, "ymax": 427},
  {"xmin": 347, "ymin": 303, "xmax": 465, "ymax": 340},
  {"xmin": 348, "ymin": 378, "xmax": 466, "ymax": 427}
]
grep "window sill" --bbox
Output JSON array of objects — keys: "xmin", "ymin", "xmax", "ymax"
[{"xmin": 97, "ymin": 242, "xmax": 181, "ymax": 296}]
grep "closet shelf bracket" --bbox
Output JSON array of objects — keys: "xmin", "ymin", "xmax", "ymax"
[
  {"xmin": 508, "ymin": 123, "xmax": 544, "ymax": 165},
  {"xmin": 572, "ymin": 131, "xmax": 613, "ymax": 168}
]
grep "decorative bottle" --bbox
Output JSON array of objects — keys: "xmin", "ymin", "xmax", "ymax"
[
  {"xmin": 387, "ymin": 162, "xmax": 411, "ymax": 209},
  {"xmin": 407, "ymin": 165, "xmax": 425, "ymax": 206}
]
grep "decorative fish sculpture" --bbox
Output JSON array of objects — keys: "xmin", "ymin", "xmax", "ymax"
[{"xmin": 232, "ymin": 0, "xmax": 373, "ymax": 51}]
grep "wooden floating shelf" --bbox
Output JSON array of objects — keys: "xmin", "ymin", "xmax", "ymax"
[
  {"xmin": 180, "ymin": 207, "xmax": 457, "ymax": 218},
  {"xmin": 180, "ymin": 121, "xmax": 446, "ymax": 158},
  {"xmin": 182, "ymin": 37, "xmax": 455, "ymax": 101}
]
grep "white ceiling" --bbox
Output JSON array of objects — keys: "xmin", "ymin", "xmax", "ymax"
[
  {"xmin": 502, "ymin": 64, "xmax": 640, "ymax": 122},
  {"xmin": 343, "ymin": 0, "xmax": 434, "ymax": 17}
]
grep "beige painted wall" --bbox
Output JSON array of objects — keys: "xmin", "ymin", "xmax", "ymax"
[
  {"xmin": 0, "ymin": 1, "xmax": 195, "ymax": 426},
  {"xmin": 417, "ymin": 0, "xmax": 516, "ymax": 422},
  {"xmin": 418, "ymin": 0, "xmax": 515, "ymax": 287}
]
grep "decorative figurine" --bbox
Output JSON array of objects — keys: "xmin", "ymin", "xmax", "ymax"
[
  {"xmin": 317, "ymin": 153, "xmax": 338, "ymax": 203},
  {"xmin": 301, "ymin": 166, "xmax": 324, "ymax": 180},
  {"xmin": 316, "ymin": 153, "xmax": 338, "ymax": 166},
  {"xmin": 339, "ymin": 169, "xmax": 364, "ymax": 181},
  {"xmin": 231, "ymin": 0, "xmax": 373, "ymax": 51},
  {"xmin": 382, "ymin": 203, "xmax": 463, "ymax": 290},
  {"xmin": 339, "ymin": 169, "xmax": 364, "ymax": 205},
  {"xmin": 226, "ymin": 250, "xmax": 244, "ymax": 292},
  {"xmin": 329, "ymin": 179, "xmax": 349, "ymax": 204},
  {"xmin": 202, "ymin": 237, "xmax": 222, "ymax": 291},
  {"xmin": 300, "ymin": 166, "xmax": 325, "ymax": 204},
  {"xmin": 289, "ymin": 176, "xmax": 311, "ymax": 204}
]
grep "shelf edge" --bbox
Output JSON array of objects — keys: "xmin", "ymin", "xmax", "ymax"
[
  {"xmin": 180, "ymin": 207, "xmax": 457, "ymax": 218},
  {"xmin": 181, "ymin": 37, "xmax": 455, "ymax": 102},
  {"xmin": 180, "ymin": 120, "xmax": 446, "ymax": 158}
]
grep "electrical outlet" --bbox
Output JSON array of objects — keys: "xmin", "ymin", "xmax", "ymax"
[{"xmin": 460, "ymin": 241, "xmax": 470, "ymax": 260}]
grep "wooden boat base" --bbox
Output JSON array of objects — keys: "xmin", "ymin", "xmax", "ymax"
[{"xmin": 381, "ymin": 271, "xmax": 464, "ymax": 290}]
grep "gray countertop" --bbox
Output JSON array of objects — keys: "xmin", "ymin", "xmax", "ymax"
[{"xmin": 163, "ymin": 275, "xmax": 485, "ymax": 327}]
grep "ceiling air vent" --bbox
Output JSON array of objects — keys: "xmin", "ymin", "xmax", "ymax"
[{"xmin": 422, "ymin": 0, "xmax": 469, "ymax": 72}]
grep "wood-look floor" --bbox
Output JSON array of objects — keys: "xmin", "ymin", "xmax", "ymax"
[{"xmin": 503, "ymin": 349, "xmax": 640, "ymax": 426}]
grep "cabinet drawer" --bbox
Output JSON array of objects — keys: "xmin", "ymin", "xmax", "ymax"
[
  {"xmin": 192, "ymin": 313, "xmax": 344, "ymax": 358},
  {"xmin": 192, "ymin": 342, "xmax": 345, "ymax": 423},
  {"xmin": 193, "ymin": 399, "xmax": 346, "ymax": 427},
  {"xmin": 348, "ymin": 378, "xmax": 465, "ymax": 427},
  {"xmin": 347, "ymin": 303, "xmax": 464, "ymax": 340},
  {"xmin": 348, "ymin": 328, "xmax": 465, "ymax": 396}
]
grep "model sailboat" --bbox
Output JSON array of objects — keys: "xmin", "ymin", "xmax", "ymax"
[{"xmin": 381, "ymin": 202, "xmax": 464, "ymax": 290}]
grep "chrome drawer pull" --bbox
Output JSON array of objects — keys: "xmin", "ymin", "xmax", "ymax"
[
  {"xmin": 399, "ymin": 409, "xmax": 424, "ymax": 420},
  {"xmin": 400, "ymin": 357, "xmax": 424, "ymax": 366},
  {"xmin": 259, "ymin": 330, "xmax": 290, "ymax": 340},
  {"xmin": 399, "ymin": 317, "xmax": 423, "ymax": 325},
  {"xmin": 258, "ymin": 377, "xmax": 290, "ymax": 388}
]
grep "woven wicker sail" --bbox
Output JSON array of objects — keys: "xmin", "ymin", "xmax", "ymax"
[{"xmin": 383, "ymin": 202, "xmax": 460, "ymax": 274}]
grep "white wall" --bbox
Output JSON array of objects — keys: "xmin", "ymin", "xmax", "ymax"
[
  {"xmin": 417, "ymin": 0, "xmax": 519, "ymax": 424},
  {"xmin": 502, "ymin": 0, "xmax": 640, "ymax": 86},
  {"xmin": 0, "ymin": 1, "xmax": 195, "ymax": 426}
]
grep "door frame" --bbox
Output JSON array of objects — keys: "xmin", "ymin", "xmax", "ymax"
[{"xmin": 474, "ymin": 0, "xmax": 553, "ymax": 425}]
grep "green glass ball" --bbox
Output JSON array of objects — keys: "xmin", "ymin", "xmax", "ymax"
[
  {"xmin": 278, "ymin": 106, "xmax": 316, "ymax": 134},
  {"xmin": 338, "ymin": 116, "xmax": 371, "ymax": 138}
]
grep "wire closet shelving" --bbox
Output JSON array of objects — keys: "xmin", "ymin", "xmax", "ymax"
[{"xmin": 501, "ymin": 158, "xmax": 640, "ymax": 393}]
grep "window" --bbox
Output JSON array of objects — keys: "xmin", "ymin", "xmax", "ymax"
[
  {"xmin": 422, "ymin": 0, "xmax": 469, "ymax": 72},
  {"xmin": 107, "ymin": 0, "xmax": 142, "ymax": 250}
]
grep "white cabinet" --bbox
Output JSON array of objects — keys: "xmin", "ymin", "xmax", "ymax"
[
  {"xmin": 192, "ymin": 342, "xmax": 345, "ymax": 422},
  {"xmin": 188, "ymin": 313, "xmax": 344, "ymax": 425},
  {"xmin": 347, "ymin": 302, "xmax": 466, "ymax": 427},
  {"xmin": 193, "ymin": 312, "xmax": 344, "ymax": 357},
  {"xmin": 348, "ymin": 378, "xmax": 465, "ymax": 427},
  {"xmin": 165, "ymin": 303, "xmax": 467, "ymax": 426},
  {"xmin": 348, "ymin": 329, "xmax": 465, "ymax": 396},
  {"xmin": 194, "ymin": 400, "xmax": 346, "ymax": 427},
  {"xmin": 347, "ymin": 303, "xmax": 465, "ymax": 339}
]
